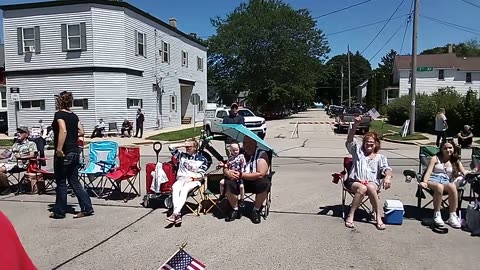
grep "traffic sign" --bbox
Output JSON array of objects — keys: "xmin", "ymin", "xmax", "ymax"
[
  {"xmin": 11, "ymin": 93, "xmax": 20, "ymax": 102},
  {"xmin": 416, "ymin": 67, "xmax": 433, "ymax": 72},
  {"xmin": 190, "ymin": 93, "xmax": 200, "ymax": 105}
]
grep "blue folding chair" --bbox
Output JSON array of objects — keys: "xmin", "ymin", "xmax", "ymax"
[{"xmin": 79, "ymin": 141, "xmax": 118, "ymax": 197}]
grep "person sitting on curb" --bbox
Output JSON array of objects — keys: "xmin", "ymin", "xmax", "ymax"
[
  {"xmin": 121, "ymin": 119, "xmax": 133, "ymax": 138},
  {"xmin": 457, "ymin": 125, "xmax": 473, "ymax": 149}
]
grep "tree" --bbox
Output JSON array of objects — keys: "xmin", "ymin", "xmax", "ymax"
[
  {"xmin": 207, "ymin": 0, "xmax": 330, "ymax": 111},
  {"xmin": 317, "ymin": 51, "xmax": 371, "ymax": 105},
  {"xmin": 365, "ymin": 49, "xmax": 397, "ymax": 109},
  {"xmin": 420, "ymin": 39, "xmax": 480, "ymax": 57}
]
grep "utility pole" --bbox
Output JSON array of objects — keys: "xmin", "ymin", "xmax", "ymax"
[
  {"xmin": 409, "ymin": 0, "xmax": 419, "ymax": 134},
  {"xmin": 347, "ymin": 45, "xmax": 352, "ymax": 107},
  {"xmin": 340, "ymin": 65, "xmax": 344, "ymax": 105}
]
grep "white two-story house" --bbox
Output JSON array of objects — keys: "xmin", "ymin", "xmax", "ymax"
[
  {"xmin": 1, "ymin": 0, "xmax": 207, "ymax": 135},
  {"xmin": 386, "ymin": 49, "xmax": 480, "ymax": 104}
]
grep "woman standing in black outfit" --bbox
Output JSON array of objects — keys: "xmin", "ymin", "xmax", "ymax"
[{"xmin": 50, "ymin": 91, "xmax": 94, "ymax": 219}]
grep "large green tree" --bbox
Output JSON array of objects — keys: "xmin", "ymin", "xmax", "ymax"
[
  {"xmin": 365, "ymin": 49, "xmax": 397, "ymax": 109},
  {"xmin": 421, "ymin": 39, "xmax": 480, "ymax": 57},
  {"xmin": 316, "ymin": 51, "xmax": 371, "ymax": 105},
  {"xmin": 207, "ymin": 0, "xmax": 330, "ymax": 111}
]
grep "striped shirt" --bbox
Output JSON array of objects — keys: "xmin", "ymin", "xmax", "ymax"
[{"xmin": 346, "ymin": 138, "xmax": 391, "ymax": 186}]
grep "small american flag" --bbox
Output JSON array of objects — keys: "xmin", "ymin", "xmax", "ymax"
[{"xmin": 160, "ymin": 249, "xmax": 206, "ymax": 270}]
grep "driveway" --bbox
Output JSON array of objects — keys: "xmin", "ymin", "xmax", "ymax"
[{"xmin": 1, "ymin": 109, "xmax": 478, "ymax": 270}]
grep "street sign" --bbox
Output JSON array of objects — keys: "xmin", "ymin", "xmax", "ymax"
[
  {"xmin": 190, "ymin": 93, "xmax": 200, "ymax": 105},
  {"xmin": 416, "ymin": 67, "xmax": 433, "ymax": 72},
  {"xmin": 11, "ymin": 93, "xmax": 20, "ymax": 102},
  {"xmin": 10, "ymin": 87, "xmax": 19, "ymax": 93}
]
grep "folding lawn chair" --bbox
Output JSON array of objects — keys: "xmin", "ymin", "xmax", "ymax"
[
  {"xmin": 23, "ymin": 154, "xmax": 55, "ymax": 194},
  {"xmin": 79, "ymin": 141, "xmax": 118, "ymax": 197},
  {"xmin": 242, "ymin": 150, "xmax": 275, "ymax": 220},
  {"xmin": 467, "ymin": 146, "xmax": 480, "ymax": 202},
  {"xmin": 331, "ymin": 156, "xmax": 379, "ymax": 221},
  {"xmin": 105, "ymin": 146, "xmax": 141, "ymax": 202},
  {"xmin": 403, "ymin": 145, "xmax": 465, "ymax": 218},
  {"xmin": 201, "ymin": 173, "xmax": 226, "ymax": 215}
]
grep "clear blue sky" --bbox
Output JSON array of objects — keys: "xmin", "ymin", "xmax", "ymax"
[{"xmin": 1, "ymin": 0, "xmax": 479, "ymax": 68}]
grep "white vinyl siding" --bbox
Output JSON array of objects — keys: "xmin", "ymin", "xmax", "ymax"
[
  {"xmin": 3, "ymin": 7, "xmax": 93, "ymax": 70},
  {"xmin": 398, "ymin": 69, "xmax": 480, "ymax": 97},
  {"xmin": 91, "ymin": 7, "xmax": 125, "ymax": 67},
  {"xmin": 93, "ymin": 72, "xmax": 127, "ymax": 130}
]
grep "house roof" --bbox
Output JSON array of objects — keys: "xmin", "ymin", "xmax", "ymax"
[
  {"xmin": 356, "ymin": 79, "xmax": 368, "ymax": 88},
  {"xmin": 394, "ymin": 53, "xmax": 480, "ymax": 71},
  {"xmin": 0, "ymin": 0, "xmax": 206, "ymax": 49}
]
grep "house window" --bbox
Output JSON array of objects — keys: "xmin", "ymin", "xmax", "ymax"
[
  {"xmin": 197, "ymin": 57, "xmax": 203, "ymax": 71},
  {"xmin": 438, "ymin": 69, "xmax": 444, "ymax": 80},
  {"xmin": 198, "ymin": 100, "xmax": 205, "ymax": 112},
  {"xmin": 170, "ymin": 95, "xmax": 177, "ymax": 112},
  {"xmin": 466, "ymin": 72, "xmax": 472, "ymax": 83},
  {"xmin": 136, "ymin": 31, "xmax": 146, "ymax": 56},
  {"xmin": 0, "ymin": 89, "xmax": 6, "ymax": 108},
  {"xmin": 20, "ymin": 100, "xmax": 45, "ymax": 110},
  {"xmin": 127, "ymin": 98, "xmax": 143, "ymax": 109},
  {"xmin": 162, "ymin": 41, "xmax": 170, "ymax": 63},
  {"xmin": 181, "ymin": 50, "xmax": 188, "ymax": 67},
  {"xmin": 67, "ymin": 24, "xmax": 81, "ymax": 50},
  {"xmin": 22, "ymin": 28, "xmax": 35, "ymax": 52},
  {"xmin": 73, "ymin": 99, "xmax": 88, "ymax": 109}
]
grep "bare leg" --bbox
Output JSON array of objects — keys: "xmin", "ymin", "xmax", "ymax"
[
  {"xmin": 219, "ymin": 179, "xmax": 225, "ymax": 196},
  {"xmin": 254, "ymin": 191, "xmax": 268, "ymax": 209},
  {"xmin": 444, "ymin": 183, "xmax": 458, "ymax": 213},
  {"xmin": 427, "ymin": 182, "xmax": 444, "ymax": 212},
  {"xmin": 240, "ymin": 184, "xmax": 245, "ymax": 201},
  {"xmin": 366, "ymin": 183, "xmax": 384, "ymax": 229},
  {"xmin": 346, "ymin": 183, "xmax": 367, "ymax": 225}
]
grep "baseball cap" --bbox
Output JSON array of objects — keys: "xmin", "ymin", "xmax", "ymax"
[{"xmin": 17, "ymin": 126, "xmax": 29, "ymax": 133}]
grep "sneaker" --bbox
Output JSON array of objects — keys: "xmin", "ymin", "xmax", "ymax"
[
  {"xmin": 166, "ymin": 214, "xmax": 177, "ymax": 223},
  {"xmin": 225, "ymin": 210, "xmax": 240, "ymax": 222},
  {"xmin": 251, "ymin": 209, "xmax": 261, "ymax": 224},
  {"xmin": 446, "ymin": 213, "xmax": 461, "ymax": 229},
  {"xmin": 433, "ymin": 212, "xmax": 444, "ymax": 226}
]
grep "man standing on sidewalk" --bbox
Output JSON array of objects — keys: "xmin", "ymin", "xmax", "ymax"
[
  {"xmin": 134, "ymin": 109, "xmax": 145, "ymax": 138},
  {"xmin": 222, "ymin": 103, "xmax": 245, "ymax": 157}
]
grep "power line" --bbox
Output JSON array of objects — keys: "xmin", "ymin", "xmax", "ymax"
[
  {"xmin": 360, "ymin": 0, "xmax": 406, "ymax": 55},
  {"xmin": 313, "ymin": 0, "xmax": 373, "ymax": 19},
  {"xmin": 399, "ymin": 15, "xmax": 411, "ymax": 54},
  {"xmin": 421, "ymin": 15, "xmax": 480, "ymax": 35},
  {"xmin": 324, "ymin": 13, "xmax": 410, "ymax": 36},
  {"xmin": 369, "ymin": 22, "xmax": 405, "ymax": 62},
  {"xmin": 459, "ymin": 0, "xmax": 480, "ymax": 9}
]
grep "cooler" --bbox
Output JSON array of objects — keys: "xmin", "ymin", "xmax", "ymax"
[{"xmin": 383, "ymin": 199, "xmax": 404, "ymax": 225}]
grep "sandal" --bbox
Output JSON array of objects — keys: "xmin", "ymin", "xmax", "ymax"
[
  {"xmin": 345, "ymin": 220, "xmax": 355, "ymax": 228},
  {"xmin": 376, "ymin": 223, "xmax": 386, "ymax": 230}
]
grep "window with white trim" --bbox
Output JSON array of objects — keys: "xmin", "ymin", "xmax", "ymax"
[
  {"xmin": 162, "ymin": 41, "xmax": 170, "ymax": 63},
  {"xmin": 197, "ymin": 57, "xmax": 203, "ymax": 71},
  {"xmin": 0, "ymin": 89, "xmax": 6, "ymax": 109},
  {"xmin": 20, "ymin": 100, "xmax": 45, "ymax": 110},
  {"xmin": 181, "ymin": 50, "xmax": 188, "ymax": 67},
  {"xmin": 137, "ymin": 31, "xmax": 146, "ymax": 56},
  {"xmin": 67, "ymin": 24, "xmax": 81, "ymax": 50},
  {"xmin": 22, "ymin": 28, "xmax": 35, "ymax": 53},
  {"xmin": 73, "ymin": 99, "xmax": 88, "ymax": 109},
  {"xmin": 127, "ymin": 98, "xmax": 143, "ymax": 109},
  {"xmin": 170, "ymin": 95, "xmax": 177, "ymax": 112}
]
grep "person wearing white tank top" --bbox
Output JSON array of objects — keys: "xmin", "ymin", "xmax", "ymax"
[{"xmin": 421, "ymin": 140, "xmax": 467, "ymax": 228}]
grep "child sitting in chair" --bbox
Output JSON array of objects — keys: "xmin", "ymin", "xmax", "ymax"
[{"xmin": 219, "ymin": 142, "xmax": 246, "ymax": 207}]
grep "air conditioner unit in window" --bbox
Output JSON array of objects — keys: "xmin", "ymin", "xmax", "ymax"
[{"xmin": 25, "ymin": 46, "xmax": 35, "ymax": 52}]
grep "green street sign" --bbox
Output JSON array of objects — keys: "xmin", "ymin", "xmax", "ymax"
[{"xmin": 417, "ymin": 67, "xmax": 433, "ymax": 72}]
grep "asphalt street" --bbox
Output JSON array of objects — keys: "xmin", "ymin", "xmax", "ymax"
[{"xmin": 1, "ymin": 109, "xmax": 478, "ymax": 270}]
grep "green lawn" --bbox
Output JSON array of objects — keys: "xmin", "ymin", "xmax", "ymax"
[
  {"xmin": 370, "ymin": 120, "xmax": 428, "ymax": 141},
  {"xmin": 146, "ymin": 127, "xmax": 202, "ymax": 141},
  {"xmin": 0, "ymin": 139, "xmax": 12, "ymax": 147}
]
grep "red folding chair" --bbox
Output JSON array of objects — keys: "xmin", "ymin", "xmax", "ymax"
[{"xmin": 105, "ymin": 146, "xmax": 141, "ymax": 202}]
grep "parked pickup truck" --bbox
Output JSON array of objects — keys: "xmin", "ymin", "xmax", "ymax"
[
  {"xmin": 335, "ymin": 108, "xmax": 371, "ymax": 133},
  {"xmin": 203, "ymin": 105, "xmax": 267, "ymax": 139}
]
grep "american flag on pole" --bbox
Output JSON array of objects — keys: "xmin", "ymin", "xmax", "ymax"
[{"xmin": 159, "ymin": 249, "xmax": 206, "ymax": 270}]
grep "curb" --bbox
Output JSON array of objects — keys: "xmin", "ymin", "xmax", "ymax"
[{"xmin": 382, "ymin": 137, "xmax": 420, "ymax": 145}]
